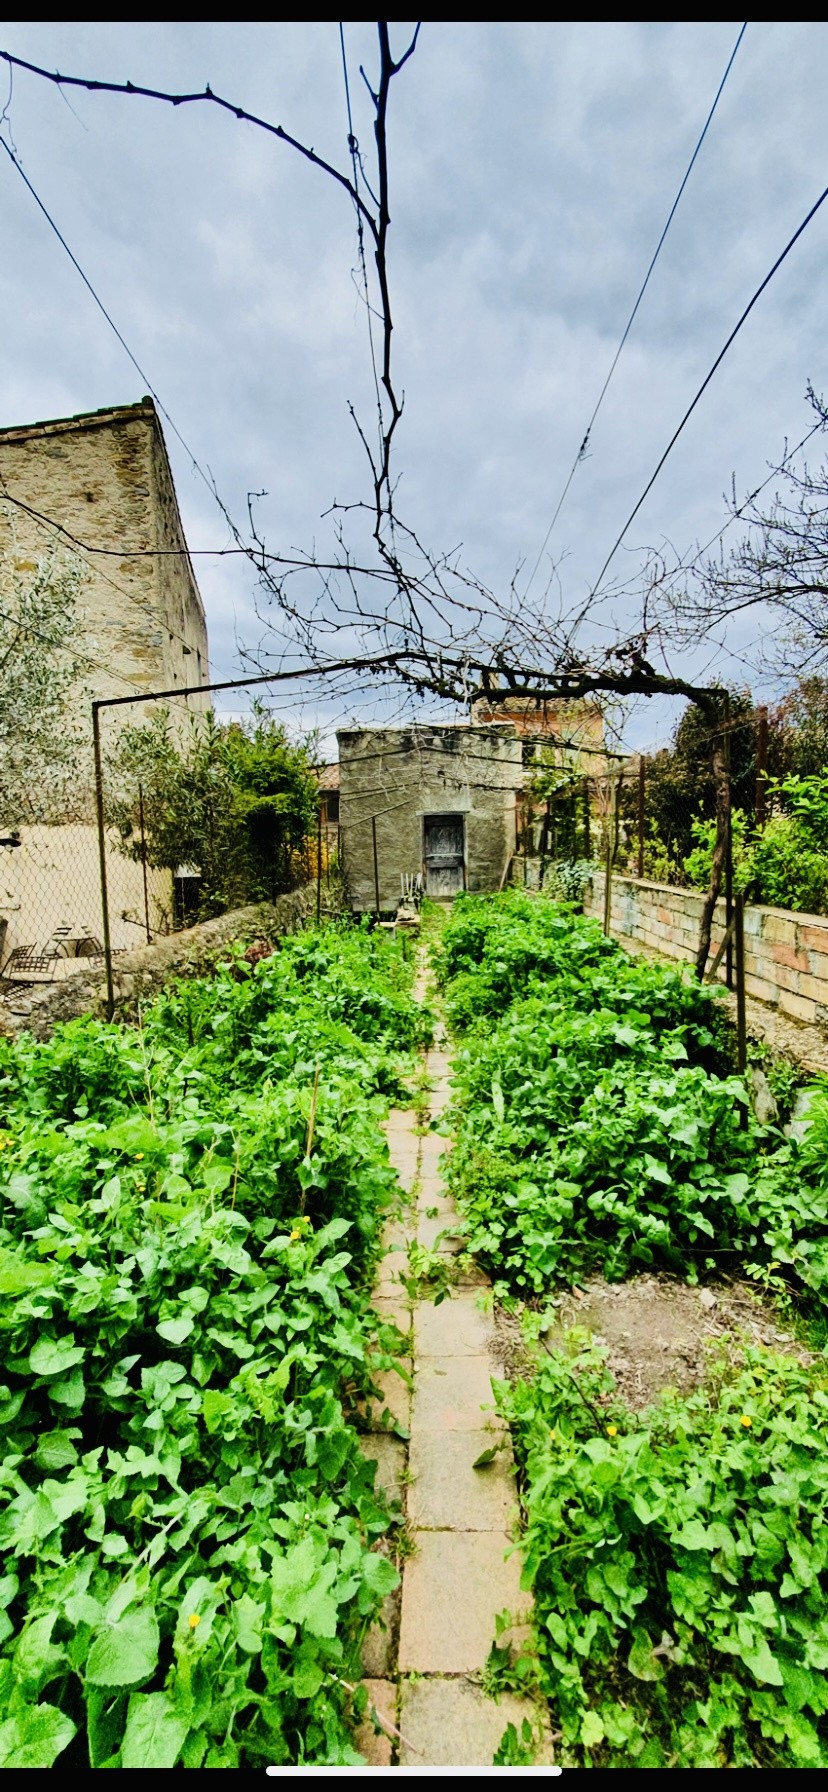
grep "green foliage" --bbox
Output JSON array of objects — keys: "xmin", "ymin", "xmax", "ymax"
[
  {"xmin": 683, "ymin": 809, "xmax": 751, "ymax": 892},
  {"xmin": 106, "ymin": 703, "xmax": 318, "ymax": 916},
  {"xmin": 438, "ymin": 892, "xmax": 828, "ymax": 1301},
  {"xmin": 0, "ymin": 922, "xmax": 420, "ymax": 1767},
  {"xmin": 500, "ymin": 1339, "xmax": 828, "ymax": 1767}
]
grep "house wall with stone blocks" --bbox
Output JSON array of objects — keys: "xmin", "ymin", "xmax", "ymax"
[
  {"xmin": 0, "ymin": 398, "xmax": 209, "ymax": 707},
  {"xmin": 337, "ymin": 724, "xmax": 523, "ymax": 913},
  {"xmin": 585, "ymin": 871, "xmax": 828, "ymax": 1026}
]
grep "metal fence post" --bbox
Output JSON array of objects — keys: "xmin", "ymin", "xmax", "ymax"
[
  {"xmin": 637, "ymin": 754, "xmax": 645, "ymax": 878},
  {"xmin": 92, "ymin": 701, "xmax": 115, "ymax": 1021},
  {"xmin": 735, "ymin": 888, "xmax": 747, "ymax": 1075},
  {"xmin": 316, "ymin": 803, "xmax": 323, "ymax": 924},
  {"xmin": 371, "ymin": 814, "xmax": 381, "ymax": 916},
  {"xmin": 755, "ymin": 705, "xmax": 768, "ymax": 831},
  {"xmin": 603, "ymin": 779, "xmax": 615, "ymax": 938},
  {"xmin": 138, "ymin": 782, "xmax": 152, "ymax": 943},
  {"xmin": 723, "ymin": 693, "xmax": 733, "ymax": 990}
]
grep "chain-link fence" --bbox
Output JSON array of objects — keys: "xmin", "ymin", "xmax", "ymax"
[{"xmin": 0, "ymin": 675, "xmax": 336, "ymax": 1012}]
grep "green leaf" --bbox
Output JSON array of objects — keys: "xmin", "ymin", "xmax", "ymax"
[
  {"xmin": 13, "ymin": 1615, "xmax": 65, "ymax": 1692},
  {"xmin": 34, "ymin": 1429, "xmax": 80, "ymax": 1472},
  {"xmin": 202, "ymin": 1389, "xmax": 233, "ymax": 1433},
  {"xmin": 627, "ymin": 1628, "xmax": 664, "ymax": 1682},
  {"xmin": 86, "ymin": 1609, "xmax": 160, "ymax": 1689},
  {"xmin": 28, "ymin": 1335, "xmax": 85, "ymax": 1377},
  {"xmin": 293, "ymin": 1659, "xmax": 324, "ymax": 1700},
  {"xmin": 121, "ymin": 1692, "xmax": 188, "ymax": 1770},
  {"xmin": 743, "ymin": 1637, "xmax": 784, "ymax": 1686},
  {"xmin": 157, "ymin": 1316, "xmax": 195, "ymax": 1346},
  {"xmin": 362, "ymin": 1554, "xmax": 399, "ymax": 1599},
  {"xmin": 0, "ymin": 1704, "xmax": 76, "ymax": 1768},
  {"xmin": 581, "ymin": 1709, "xmax": 606, "ymax": 1750},
  {"xmin": 472, "ymin": 1447, "xmax": 500, "ymax": 1468}
]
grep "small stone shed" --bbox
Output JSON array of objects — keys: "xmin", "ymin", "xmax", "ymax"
[{"xmin": 337, "ymin": 723, "xmax": 523, "ymax": 912}]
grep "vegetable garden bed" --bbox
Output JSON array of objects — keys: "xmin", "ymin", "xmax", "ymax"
[
  {"xmin": 0, "ymin": 921, "xmax": 423, "ymax": 1769},
  {"xmin": 436, "ymin": 891, "xmax": 828, "ymax": 1770}
]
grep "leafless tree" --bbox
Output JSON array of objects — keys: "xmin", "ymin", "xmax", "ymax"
[{"xmin": 2, "ymin": 27, "xmax": 735, "ymax": 973}]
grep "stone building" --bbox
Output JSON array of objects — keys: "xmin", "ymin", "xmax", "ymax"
[
  {"xmin": 0, "ymin": 398, "xmax": 210, "ymax": 976},
  {"xmin": 337, "ymin": 723, "xmax": 523, "ymax": 912},
  {"xmin": 0, "ymin": 396, "xmax": 208, "ymax": 699}
]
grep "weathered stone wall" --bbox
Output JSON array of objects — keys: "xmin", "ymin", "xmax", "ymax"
[
  {"xmin": 0, "ymin": 399, "xmax": 208, "ymax": 708},
  {"xmin": 585, "ymin": 871, "xmax": 828, "ymax": 1027},
  {"xmin": 0, "ymin": 886, "xmax": 316, "ymax": 1040},
  {"xmin": 337, "ymin": 724, "xmax": 522, "ymax": 912}
]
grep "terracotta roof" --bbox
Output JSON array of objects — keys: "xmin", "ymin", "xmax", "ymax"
[{"xmin": 316, "ymin": 763, "xmax": 340, "ymax": 791}]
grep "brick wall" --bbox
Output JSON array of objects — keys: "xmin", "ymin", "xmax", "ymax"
[{"xmin": 584, "ymin": 872, "xmax": 828, "ymax": 1027}]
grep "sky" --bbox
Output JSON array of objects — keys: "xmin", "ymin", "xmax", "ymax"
[{"xmin": 2, "ymin": 19, "xmax": 828, "ymax": 751}]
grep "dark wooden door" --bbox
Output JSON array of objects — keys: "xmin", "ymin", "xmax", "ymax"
[{"xmin": 424, "ymin": 813, "xmax": 465, "ymax": 897}]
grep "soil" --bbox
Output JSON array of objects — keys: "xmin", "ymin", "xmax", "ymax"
[
  {"xmin": 490, "ymin": 1273, "xmax": 812, "ymax": 1412},
  {"xmin": 540, "ymin": 1273, "xmax": 811, "ymax": 1411}
]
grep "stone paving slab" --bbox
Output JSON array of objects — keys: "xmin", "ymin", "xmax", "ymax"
[
  {"xmin": 416, "ymin": 1214, "xmax": 466, "ymax": 1253},
  {"xmin": 363, "ymin": 1363, "xmax": 412, "ymax": 1432},
  {"xmin": 398, "ymin": 1678, "xmax": 550, "ymax": 1768},
  {"xmin": 371, "ymin": 1294, "xmax": 413, "ymax": 1338},
  {"xmin": 358, "ymin": 1433, "xmax": 407, "ymax": 1506},
  {"xmin": 411, "ymin": 1353, "xmax": 505, "ymax": 1433},
  {"xmin": 419, "ymin": 1132, "xmax": 448, "ymax": 1170},
  {"xmin": 354, "ymin": 1678, "xmax": 397, "ymax": 1767},
  {"xmin": 407, "ymin": 1429, "xmax": 517, "ymax": 1532},
  {"xmin": 398, "ymin": 1530, "xmax": 531, "ymax": 1672},
  {"xmin": 416, "ymin": 1182, "xmax": 454, "ymax": 1214},
  {"xmin": 414, "ymin": 1295, "xmax": 493, "ymax": 1358},
  {"xmin": 362, "ymin": 1584, "xmax": 401, "ymax": 1678}
]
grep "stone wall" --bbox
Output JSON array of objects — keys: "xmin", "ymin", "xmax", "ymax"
[
  {"xmin": 0, "ymin": 885, "xmax": 316, "ymax": 1040},
  {"xmin": 585, "ymin": 871, "xmax": 828, "ymax": 1026},
  {"xmin": 337, "ymin": 724, "xmax": 522, "ymax": 912},
  {"xmin": 0, "ymin": 398, "xmax": 208, "ymax": 707}
]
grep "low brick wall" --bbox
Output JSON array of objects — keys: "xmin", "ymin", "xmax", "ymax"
[
  {"xmin": 585, "ymin": 872, "xmax": 828, "ymax": 1028},
  {"xmin": 0, "ymin": 886, "xmax": 317, "ymax": 1040}
]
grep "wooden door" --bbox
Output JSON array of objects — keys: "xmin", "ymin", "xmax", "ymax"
[{"xmin": 424, "ymin": 813, "xmax": 465, "ymax": 897}]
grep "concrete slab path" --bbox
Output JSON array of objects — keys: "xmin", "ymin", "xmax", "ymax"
[{"xmin": 356, "ymin": 951, "xmax": 550, "ymax": 1768}]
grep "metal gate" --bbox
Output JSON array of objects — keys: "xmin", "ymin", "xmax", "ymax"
[{"xmin": 423, "ymin": 812, "xmax": 465, "ymax": 897}]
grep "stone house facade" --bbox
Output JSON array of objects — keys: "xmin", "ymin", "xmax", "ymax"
[
  {"xmin": 337, "ymin": 723, "xmax": 523, "ymax": 912},
  {"xmin": 0, "ymin": 399, "xmax": 210, "ymax": 973}
]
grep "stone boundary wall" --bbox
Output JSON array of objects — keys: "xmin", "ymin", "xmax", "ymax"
[
  {"xmin": 0, "ymin": 886, "xmax": 316, "ymax": 1040},
  {"xmin": 585, "ymin": 871, "xmax": 828, "ymax": 1029}
]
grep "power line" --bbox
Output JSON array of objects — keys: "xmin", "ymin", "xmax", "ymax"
[
  {"xmin": 524, "ymin": 20, "xmax": 747, "ymax": 599},
  {"xmin": 0, "ymin": 132, "xmax": 242, "ymax": 543},
  {"xmin": 589, "ymin": 178, "xmax": 828, "ymax": 599}
]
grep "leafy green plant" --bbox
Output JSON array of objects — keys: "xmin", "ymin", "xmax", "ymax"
[
  {"xmin": 500, "ymin": 1338, "xmax": 828, "ymax": 1768},
  {"xmin": 0, "ymin": 922, "xmax": 420, "ymax": 1767}
]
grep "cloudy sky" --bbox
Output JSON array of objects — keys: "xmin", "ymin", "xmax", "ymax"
[{"xmin": 2, "ymin": 20, "xmax": 828, "ymax": 747}]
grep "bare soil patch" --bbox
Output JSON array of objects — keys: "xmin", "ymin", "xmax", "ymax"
[{"xmin": 541, "ymin": 1274, "xmax": 810, "ymax": 1410}]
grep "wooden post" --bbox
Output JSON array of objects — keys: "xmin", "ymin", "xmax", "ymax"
[
  {"xmin": 735, "ymin": 889, "xmax": 747, "ymax": 1074},
  {"xmin": 755, "ymin": 705, "xmax": 768, "ymax": 831},
  {"xmin": 316, "ymin": 803, "xmax": 323, "ymax": 924},
  {"xmin": 523, "ymin": 799, "xmax": 529, "ymax": 887},
  {"xmin": 538, "ymin": 799, "xmax": 550, "ymax": 891},
  {"xmin": 371, "ymin": 814, "xmax": 380, "ymax": 916},
  {"xmin": 637, "ymin": 755, "xmax": 645, "ymax": 879},
  {"xmin": 583, "ymin": 779, "xmax": 591, "ymax": 859}
]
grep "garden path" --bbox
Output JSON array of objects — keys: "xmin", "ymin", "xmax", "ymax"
[{"xmin": 355, "ymin": 950, "xmax": 550, "ymax": 1767}]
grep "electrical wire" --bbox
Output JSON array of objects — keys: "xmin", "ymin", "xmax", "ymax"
[
  {"xmin": 524, "ymin": 20, "xmax": 748, "ymax": 599},
  {"xmin": 589, "ymin": 178, "xmax": 828, "ymax": 599},
  {"xmin": 0, "ymin": 132, "xmax": 244, "ymax": 543}
]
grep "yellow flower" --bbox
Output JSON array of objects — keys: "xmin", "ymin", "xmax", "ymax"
[
  {"xmin": 290, "ymin": 1229, "xmax": 302, "ymax": 1242},
  {"xmin": 134, "ymin": 1153, "xmax": 145, "ymax": 1162},
  {"xmin": 606, "ymin": 1425, "xmax": 618, "ymax": 1437},
  {"xmin": 188, "ymin": 1613, "xmax": 201, "ymax": 1630},
  {"xmin": 740, "ymin": 1415, "xmax": 753, "ymax": 1428}
]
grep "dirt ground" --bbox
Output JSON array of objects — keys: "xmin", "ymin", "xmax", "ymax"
[{"xmin": 492, "ymin": 1273, "xmax": 810, "ymax": 1411}]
